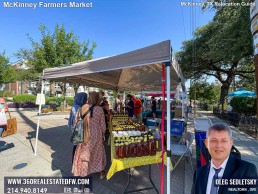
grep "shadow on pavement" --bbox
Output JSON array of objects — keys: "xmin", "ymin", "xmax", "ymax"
[
  {"xmin": 15, "ymin": 110, "xmax": 74, "ymax": 177},
  {"xmin": 13, "ymin": 110, "xmax": 189, "ymax": 193},
  {"xmin": 0, "ymin": 140, "xmax": 15, "ymax": 152}
]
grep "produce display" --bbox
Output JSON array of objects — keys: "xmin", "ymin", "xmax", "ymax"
[
  {"xmin": 113, "ymin": 121, "xmax": 145, "ymax": 131},
  {"xmin": 112, "ymin": 130, "xmax": 157, "ymax": 159},
  {"xmin": 111, "ymin": 113, "xmax": 145, "ymax": 131},
  {"xmin": 110, "ymin": 113, "xmax": 160, "ymax": 159}
]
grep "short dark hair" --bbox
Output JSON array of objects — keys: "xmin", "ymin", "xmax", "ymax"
[
  {"xmin": 207, "ymin": 123, "xmax": 232, "ymax": 138},
  {"xmin": 127, "ymin": 94, "xmax": 132, "ymax": 98}
]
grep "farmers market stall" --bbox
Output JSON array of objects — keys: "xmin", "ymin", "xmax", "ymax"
[{"xmin": 38, "ymin": 40, "xmax": 185, "ymax": 194}]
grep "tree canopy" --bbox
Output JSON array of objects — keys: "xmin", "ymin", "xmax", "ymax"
[
  {"xmin": 188, "ymin": 81, "xmax": 220, "ymax": 103},
  {"xmin": 16, "ymin": 24, "xmax": 96, "ymax": 78},
  {"xmin": 177, "ymin": 4, "xmax": 255, "ymax": 107},
  {"xmin": 15, "ymin": 24, "xmax": 96, "ymax": 96},
  {"xmin": 0, "ymin": 51, "xmax": 10, "ymax": 84}
]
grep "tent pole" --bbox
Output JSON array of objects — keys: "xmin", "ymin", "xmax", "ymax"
[
  {"xmin": 181, "ymin": 91, "xmax": 184, "ymax": 118},
  {"xmin": 166, "ymin": 62, "xmax": 171, "ymax": 194},
  {"xmin": 34, "ymin": 79, "xmax": 45, "ymax": 156},
  {"xmin": 114, "ymin": 86, "xmax": 118, "ymax": 112},
  {"xmin": 160, "ymin": 65, "xmax": 166, "ymax": 194},
  {"xmin": 123, "ymin": 91, "xmax": 126, "ymax": 108}
]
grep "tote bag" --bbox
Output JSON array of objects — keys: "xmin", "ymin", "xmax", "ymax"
[
  {"xmin": 1, "ymin": 111, "xmax": 17, "ymax": 138},
  {"xmin": 70, "ymin": 105, "xmax": 94, "ymax": 144}
]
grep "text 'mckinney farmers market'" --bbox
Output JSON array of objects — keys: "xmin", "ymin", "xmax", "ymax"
[{"xmin": 2, "ymin": 1, "xmax": 93, "ymax": 9}]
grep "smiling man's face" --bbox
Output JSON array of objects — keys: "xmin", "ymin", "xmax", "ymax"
[{"xmin": 205, "ymin": 129, "xmax": 233, "ymax": 166}]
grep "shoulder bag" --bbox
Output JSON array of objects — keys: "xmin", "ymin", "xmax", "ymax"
[{"xmin": 70, "ymin": 105, "xmax": 94, "ymax": 144}]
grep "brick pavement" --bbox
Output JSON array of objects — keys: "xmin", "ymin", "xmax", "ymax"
[
  {"xmin": 1, "ymin": 109, "xmax": 257, "ymax": 194},
  {"xmin": 1, "ymin": 110, "xmax": 189, "ymax": 194}
]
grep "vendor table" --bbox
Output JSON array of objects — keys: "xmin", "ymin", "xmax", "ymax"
[{"xmin": 107, "ymin": 135, "xmax": 172, "ymax": 193}]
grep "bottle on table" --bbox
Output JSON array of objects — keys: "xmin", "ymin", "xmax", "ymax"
[
  {"xmin": 119, "ymin": 143, "xmax": 125, "ymax": 159},
  {"xmin": 136, "ymin": 140, "xmax": 143, "ymax": 157},
  {"xmin": 149, "ymin": 136, "xmax": 156, "ymax": 156},
  {"xmin": 142, "ymin": 138, "xmax": 149, "ymax": 156},
  {"xmin": 129, "ymin": 140, "xmax": 137, "ymax": 158},
  {"xmin": 125, "ymin": 142, "xmax": 130, "ymax": 158},
  {"xmin": 115, "ymin": 143, "xmax": 120, "ymax": 159},
  {"xmin": 154, "ymin": 128, "xmax": 162, "ymax": 151}
]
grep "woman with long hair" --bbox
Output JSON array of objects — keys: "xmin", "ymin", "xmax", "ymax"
[
  {"xmin": 72, "ymin": 91, "xmax": 107, "ymax": 179},
  {"xmin": 68, "ymin": 92, "xmax": 87, "ymax": 162}
]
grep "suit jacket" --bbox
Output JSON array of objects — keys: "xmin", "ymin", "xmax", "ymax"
[{"xmin": 192, "ymin": 155, "xmax": 258, "ymax": 194}]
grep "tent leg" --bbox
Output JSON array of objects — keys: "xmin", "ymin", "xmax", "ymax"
[
  {"xmin": 166, "ymin": 62, "xmax": 171, "ymax": 194},
  {"xmin": 34, "ymin": 80, "xmax": 45, "ymax": 156}
]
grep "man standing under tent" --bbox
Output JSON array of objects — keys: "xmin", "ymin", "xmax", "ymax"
[
  {"xmin": 151, "ymin": 96, "xmax": 157, "ymax": 118},
  {"xmin": 158, "ymin": 98, "xmax": 161, "ymax": 109},
  {"xmin": 126, "ymin": 94, "xmax": 134, "ymax": 119},
  {"xmin": 132, "ymin": 95, "xmax": 142, "ymax": 123}
]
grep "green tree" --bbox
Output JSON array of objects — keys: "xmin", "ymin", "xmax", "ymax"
[
  {"xmin": 177, "ymin": 5, "xmax": 254, "ymax": 109},
  {"xmin": 16, "ymin": 24, "xmax": 96, "ymax": 107},
  {"xmin": 17, "ymin": 24, "xmax": 96, "ymax": 74},
  {"xmin": 0, "ymin": 51, "xmax": 10, "ymax": 85},
  {"xmin": 189, "ymin": 81, "xmax": 220, "ymax": 103}
]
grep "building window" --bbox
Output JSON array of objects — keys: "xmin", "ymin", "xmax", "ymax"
[
  {"xmin": 55, "ymin": 83, "xmax": 59, "ymax": 88},
  {"xmin": 66, "ymin": 92, "xmax": 73, "ymax": 97}
]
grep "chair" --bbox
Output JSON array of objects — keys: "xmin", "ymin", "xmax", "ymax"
[{"xmin": 170, "ymin": 131, "xmax": 194, "ymax": 174}]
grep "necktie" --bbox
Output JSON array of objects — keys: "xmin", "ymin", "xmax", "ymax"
[{"xmin": 210, "ymin": 167, "xmax": 222, "ymax": 194}]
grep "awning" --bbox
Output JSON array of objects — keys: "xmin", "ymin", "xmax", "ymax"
[{"xmin": 42, "ymin": 40, "xmax": 185, "ymax": 91}]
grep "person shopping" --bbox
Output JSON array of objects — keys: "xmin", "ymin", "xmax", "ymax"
[
  {"xmin": 68, "ymin": 92, "xmax": 87, "ymax": 162},
  {"xmin": 132, "ymin": 95, "xmax": 142, "ymax": 123},
  {"xmin": 0, "ymin": 97, "xmax": 8, "ymax": 136},
  {"xmin": 72, "ymin": 91, "xmax": 107, "ymax": 179},
  {"xmin": 151, "ymin": 96, "xmax": 157, "ymax": 119},
  {"xmin": 126, "ymin": 94, "xmax": 134, "ymax": 119}
]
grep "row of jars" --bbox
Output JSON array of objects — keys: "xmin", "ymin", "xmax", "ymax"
[
  {"xmin": 112, "ymin": 113, "xmax": 128, "ymax": 116},
  {"xmin": 114, "ymin": 136, "xmax": 156, "ymax": 159},
  {"xmin": 113, "ymin": 125, "xmax": 145, "ymax": 131}
]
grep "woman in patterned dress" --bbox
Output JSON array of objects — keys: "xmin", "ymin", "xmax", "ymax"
[{"xmin": 72, "ymin": 91, "xmax": 107, "ymax": 179}]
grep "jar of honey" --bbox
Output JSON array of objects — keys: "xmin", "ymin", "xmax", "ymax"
[
  {"xmin": 119, "ymin": 143, "xmax": 125, "ymax": 159},
  {"xmin": 124, "ymin": 142, "xmax": 130, "ymax": 158},
  {"xmin": 142, "ymin": 138, "xmax": 149, "ymax": 156},
  {"xmin": 129, "ymin": 140, "xmax": 137, "ymax": 158},
  {"xmin": 136, "ymin": 140, "xmax": 143, "ymax": 157},
  {"xmin": 149, "ymin": 136, "xmax": 156, "ymax": 156}
]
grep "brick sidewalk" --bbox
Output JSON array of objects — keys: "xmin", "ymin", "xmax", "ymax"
[
  {"xmin": 1, "ymin": 110, "xmax": 189, "ymax": 194},
  {"xmin": 3, "ymin": 109, "xmax": 256, "ymax": 194}
]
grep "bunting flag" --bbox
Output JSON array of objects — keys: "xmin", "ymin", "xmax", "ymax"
[{"xmin": 200, "ymin": 151, "xmax": 207, "ymax": 166}]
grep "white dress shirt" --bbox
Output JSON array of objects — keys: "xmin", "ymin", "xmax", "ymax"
[{"xmin": 206, "ymin": 156, "xmax": 229, "ymax": 194}]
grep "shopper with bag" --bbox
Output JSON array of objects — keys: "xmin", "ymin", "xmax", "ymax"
[
  {"xmin": 0, "ymin": 98, "xmax": 8, "ymax": 136},
  {"xmin": 68, "ymin": 92, "xmax": 87, "ymax": 162},
  {"xmin": 72, "ymin": 91, "xmax": 107, "ymax": 179}
]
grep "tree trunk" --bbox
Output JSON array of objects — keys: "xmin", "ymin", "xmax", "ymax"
[
  {"xmin": 254, "ymin": 55, "xmax": 258, "ymax": 118},
  {"xmin": 49, "ymin": 81, "xmax": 52, "ymax": 96},
  {"xmin": 20, "ymin": 81, "xmax": 22, "ymax": 94},
  {"xmin": 63, "ymin": 82, "xmax": 67, "ymax": 111},
  {"xmin": 72, "ymin": 83, "xmax": 80, "ymax": 94},
  {"xmin": 219, "ymin": 83, "xmax": 231, "ymax": 110},
  {"xmin": 59, "ymin": 82, "xmax": 67, "ymax": 111}
]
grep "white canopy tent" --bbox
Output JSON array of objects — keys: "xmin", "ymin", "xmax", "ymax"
[
  {"xmin": 36, "ymin": 40, "xmax": 185, "ymax": 194},
  {"xmin": 42, "ymin": 40, "xmax": 184, "ymax": 91}
]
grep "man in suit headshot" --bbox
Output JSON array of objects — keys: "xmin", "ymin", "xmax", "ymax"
[{"xmin": 192, "ymin": 123, "xmax": 258, "ymax": 194}]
